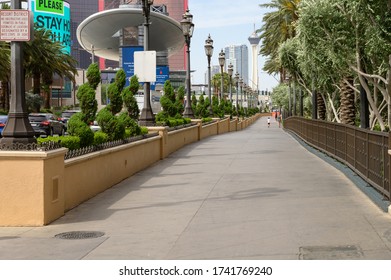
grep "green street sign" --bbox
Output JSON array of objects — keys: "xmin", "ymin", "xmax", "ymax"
[{"xmin": 36, "ymin": 0, "xmax": 64, "ymax": 15}]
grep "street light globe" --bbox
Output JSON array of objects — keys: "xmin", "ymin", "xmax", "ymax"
[
  {"xmin": 228, "ymin": 63, "xmax": 233, "ymax": 77},
  {"xmin": 204, "ymin": 34, "xmax": 213, "ymax": 57},
  {"xmin": 234, "ymin": 72, "xmax": 240, "ymax": 84},
  {"xmin": 218, "ymin": 49, "xmax": 225, "ymax": 68},
  {"xmin": 181, "ymin": 9, "xmax": 194, "ymax": 38}
]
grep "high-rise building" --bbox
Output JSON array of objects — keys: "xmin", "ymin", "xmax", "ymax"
[
  {"xmin": 153, "ymin": 0, "xmax": 187, "ymax": 72},
  {"xmin": 224, "ymin": 44, "xmax": 249, "ymax": 85},
  {"xmin": 66, "ymin": 0, "xmax": 121, "ymax": 69}
]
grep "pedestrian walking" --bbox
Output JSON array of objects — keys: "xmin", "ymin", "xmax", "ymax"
[{"xmin": 267, "ymin": 116, "xmax": 271, "ymax": 128}]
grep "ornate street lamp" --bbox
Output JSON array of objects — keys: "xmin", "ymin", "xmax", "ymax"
[
  {"xmin": 234, "ymin": 72, "xmax": 240, "ymax": 112},
  {"xmin": 204, "ymin": 34, "xmax": 213, "ymax": 115},
  {"xmin": 227, "ymin": 63, "xmax": 233, "ymax": 103},
  {"xmin": 239, "ymin": 78, "xmax": 244, "ymax": 108},
  {"xmin": 139, "ymin": 0, "xmax": 155, "ymax": 126},
  {"xmin": 218, "ymin": 49, "xmax": 225, "ymax": 102},
  {"xmin": 181, "ymin": 9, "xmax": 195, "ymax": 118}
]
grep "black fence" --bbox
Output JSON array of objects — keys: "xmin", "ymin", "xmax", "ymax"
[{"xmin": 284, "ymin": 117, "xmax": 390, "ymax": 200}]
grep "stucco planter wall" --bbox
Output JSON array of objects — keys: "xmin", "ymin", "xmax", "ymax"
[{"xmin": 0, "ymin": 114, "xmax": 260, "ymax": 226}]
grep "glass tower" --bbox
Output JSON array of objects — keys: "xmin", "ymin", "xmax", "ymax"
[{"xmin": 224, "ymin": 45, "xmax": 249, "ymax": 85}]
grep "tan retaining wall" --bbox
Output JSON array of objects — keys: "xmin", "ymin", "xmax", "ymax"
[
  {"xmin": 0, "ymin": 149, "xmax": 67, "ymax": 226},
  {"xmin": 200, "ymin": 122, "xmax": 218, "ymax": 140},
  {"xmin": 64, "ymin": 136, "xmax": 161, "ymax": 212},
  {"xmin": 0, "ymin": 114, "xmax": 259, "ymax": 226}
]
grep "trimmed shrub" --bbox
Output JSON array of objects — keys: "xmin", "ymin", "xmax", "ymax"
[
  {"xmin": 140, "ymin": 126, "xmax": 148, "ymax": 135},
  {"xmin": 67, "ymin": 113, "xmax": 94, "ymax": 147},
  {"xmin": 118, "ymin": 112, "xmax": 141, "ymax": 136},
  {"xmin": 96, "ymin": 108, "xmax": 125, "ymax": 141},
  {"xmin": 76, "ymin": 83, "xmax": 98, "ymax": 124},
  {"xmin": 86, "ymin": 63, "xmax": 101, "ymax": 90},
  {"xmin": 93, "ymin": 131, "xmax": 109, "ymax": 145},
  {"xmin": 122, "ymin": 86, "xmax": 140, "ymax": 119},
  {"xmin": 37, "ymin": 135, "xmax": 80, "ymax": 150}
]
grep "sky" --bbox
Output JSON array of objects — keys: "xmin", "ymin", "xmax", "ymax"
[{"xmin": 188, "ymin": 0, "xmax": 279, "ymax": 92}]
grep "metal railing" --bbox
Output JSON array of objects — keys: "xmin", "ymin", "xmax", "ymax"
[
  {"xmin": 64, "ymin": 132, "xmax": 159, "ymax": 160},
  {"xmin": 284, "ymin": 117, "xmax": 390, "ymax": 200}
]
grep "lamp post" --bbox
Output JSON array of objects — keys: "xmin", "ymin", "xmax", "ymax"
[
  {"xmin": 218, "ymin": 49, "xmax": 225, "ymax": 102},
  {"xmin": 181, "ymin": 9, "xmax": 195, "ymax": 118},
  {"xmin": 227, "ymin": 63, "xmax": 233, "ymax": 103},
  {"xmin": 234, "ymin": 72, "xmax": 240, "ymax": 113},
  {"xmin": 204, "ymin": 34, "xmax": 213, "ymax": 115},
  {"xmin": 0, "ymin": 0, "xmax": 35, "ymax": 147},
  {"xmin": 139, "ymin": 0, "xmax": 155, "ymax": 126},
  {"xmin": 239, "ymin": 78, "xmax": 243, "ymax": 108}
]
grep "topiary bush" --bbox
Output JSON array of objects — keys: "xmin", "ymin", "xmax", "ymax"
[
  {"xmin": 118, "ymin": 112, "xmax": 141, "ymax": 136},
  {"xmin": 37, "ymin": 135, "xmax": 81, "ymax": 150},
  {"xmin": 76, "ymin": 84, "xmax": 97, "ymax": 124},
  {"xmin": 96, "ymin": 107, "xmax": 125, "ymax": 141},
  {"xmin": 107, "ymin": 69, "xmax": 127, "ymax": 116},
  {"xmin": 157, "ymin": 81, "xmax": 190, "ymax": 126},
  {"xmin": 93, "ymin": 131, "xmax": 109, "ymax": 145},
  {"xmin": 122, "ymin": 75, "xmax": 140, "ymax": 119},
  {"xmin": 195, "ymin": 94, "xmax": 210, "ymax": 118},
  {"xmin": 67, "ymin": 113, "xmax": 94, "ymax": 147},
  {"xmin": 86, "ymin": 63, "xmax": 101, "ymax": 90}
]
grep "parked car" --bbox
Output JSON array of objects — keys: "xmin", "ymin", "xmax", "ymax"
[
  {"xmin": 60, "ymin": 109, "xmax": 80, "ymax": 125},
  {"xmin": 0, "ymin": 115, "xmax": 8, "ymax": 137},
  {"xmin": 90, "ymin": 120, "xmax": 101, "ymax": 132},
  {"xmin": 28, "ymin": 113, "xmax": 65, "ymax": 137}
]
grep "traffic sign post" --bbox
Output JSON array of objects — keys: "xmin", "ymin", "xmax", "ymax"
[
  {"xmin": 0, "ymin": 10, "xmax": 32, "ymax": 42},
  {"xmin": 0, "ymin": 0, "xmax": 36, "ymax": 147}
]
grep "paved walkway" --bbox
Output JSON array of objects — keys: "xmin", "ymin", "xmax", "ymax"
[{"xmin": 1, "ymin": 117, "xmax": 391, "ymax": 260}]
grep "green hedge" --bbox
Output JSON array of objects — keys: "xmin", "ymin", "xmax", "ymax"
[{"xmin": 37, "ymin": 136, "xmax": 80, "ymax": 150}]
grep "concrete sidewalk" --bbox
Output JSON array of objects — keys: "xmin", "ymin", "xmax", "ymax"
[{"xmin": 1, "ymin": 117, "xmax": 391, "ymax": 260}]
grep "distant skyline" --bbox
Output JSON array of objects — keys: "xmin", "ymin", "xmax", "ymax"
[{"xmin": 188, "ymin": 0, "xmax": 279, "ymax": 92}]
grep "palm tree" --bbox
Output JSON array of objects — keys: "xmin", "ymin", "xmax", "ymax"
[
  {"xmin": 258, "ymin": 0, "xmax": 300, "ymax": 81},
  {"xmin": 24, "ymin": 25, "xmax": 77, "ymax": 110},
  {"xmin": 211, "ymin": 72, "xmax": 230, "ymax": 99}
]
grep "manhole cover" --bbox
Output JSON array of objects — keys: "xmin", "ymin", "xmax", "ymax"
[
  {"xmin": 299, "ymin": 245, "xmax": 363, "ymax": 260},
  {"xmin": 54, "ymin": 231, "xmax": 105, "ymax": 240},
  {"xmin": 0, "ymin": 236, "xmax": 20, "ymax": 241}
]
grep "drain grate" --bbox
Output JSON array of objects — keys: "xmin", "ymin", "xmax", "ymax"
[
  {"xmin": 54, "ymin": 231, "xmax": 105, "ymax": 240},
  {"xmin": 0, "ymin": 236, "xmax": 20, "ymax": 241},
  {"xmin": 299, "ymin": 245, "xmax": 363, "ymax": 260}
]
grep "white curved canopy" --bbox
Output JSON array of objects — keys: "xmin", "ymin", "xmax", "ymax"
[{"xmin": 77, "ymin": 7, "xmax": 185, "ymax": 61}]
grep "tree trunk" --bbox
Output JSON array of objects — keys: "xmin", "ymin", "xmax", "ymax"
[
  {"xmin": 340, "ymin": 78, "xmax": 356, "ymax": 126},
  {"xmin": 32, "ymin": 72, "xmax": 41, "ymax": 112},
  {"xmin": 33, "ymin": 72, "xmax": 41, "ymax": 95},
  {"xmin": 3, "ymin": 80, "xmax": 10, "ymax": 112},
  {"xmin": 317, "ymin": 92, "xmax": 326, "ymax": 120},
  {"xmin": 388, "ymin": 54, "xmax": 391, "ymax": 129},
  {"xmin": 0, "ymin": 81, "xmax": 5, "ymax": 111},
  {"xmin": 43, "ymin": 86, "xmax": 51, "ymax": 109}
]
